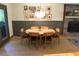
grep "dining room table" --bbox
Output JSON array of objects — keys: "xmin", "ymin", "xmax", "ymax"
[
  {"xmin": 25, "ymin": 28, "xmax": 56, "ymax": 47},
  {"xmin": 25, "ymin": 29, "xmax": 56, "ymax": 35}
]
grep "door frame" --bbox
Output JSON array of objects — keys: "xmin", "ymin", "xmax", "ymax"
[{"xmin": 0, "ymin": 3, "xmax": 10, "ymax": 46}]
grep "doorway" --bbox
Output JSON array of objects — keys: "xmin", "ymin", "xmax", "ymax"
[{"xmin": 0, "ymin": 4, "xmax": 9, "ymax": 46}]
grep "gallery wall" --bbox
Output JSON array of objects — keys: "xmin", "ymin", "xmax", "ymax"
[{"xmin": 12, "ymin": 3, "xmax": 64, "ymax": 21}]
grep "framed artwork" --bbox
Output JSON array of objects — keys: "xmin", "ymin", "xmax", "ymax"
[
  {"xmin": 24, "ymin": 6, "xmax": 28, "ymax": 10},
  {"xmin": 23, "ymin": 5, "xmax": 53, "ymax": 20},
  {"xmin": 24, "ymin": 14, "xmax": 29, "ymax": 19},
  {"xmin": 29, "ymin": 6, "xmax": 36, "ymax": 13},
  {"xmin": 36, "ymin": 6, "xmax": 40, "ymax": 11},
  {"xmin": 47, "ymin": 14, "xmax": 52, "ymax": 20},
  {"xmin": 29, "ymin": 13, "xmax": 34, "ymax": 18},
  {"xmin": 47, "ymin": 7, "xmax": 51, "ymax": 11},
  {"xmin": 73, "ymin": 9, "xmax": 79, "ymax": 16}
]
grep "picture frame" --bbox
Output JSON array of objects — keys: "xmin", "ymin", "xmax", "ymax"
[
  {"xmin": 29, "ymin": 13, "xmax": 34, "ymax": 18},
  {"xmin": 47, "ymin": 14, "xmax": 52, "ymax": 20},
  {"xmin": 36, "ymin": 6, "xmax": 40, "ymax": 11},
  {"xmin": 24, "ymin": 6, "xmax": 28, "ymax": 10},
  {"xmin": 73, "ymin": 9, "xmax": 79, "ymax": 16},
  {"xmin": 29, "ymin": 6, "xmax": 36, "ymax": 13},
  {"xmin": 47, "ymin": 7, "xmax": 51, "ymax": 11}
]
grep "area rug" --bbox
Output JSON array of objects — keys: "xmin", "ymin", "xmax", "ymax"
[{"xmin": 68, "ymin": 39, "xmax": 79, "ymax": 47}]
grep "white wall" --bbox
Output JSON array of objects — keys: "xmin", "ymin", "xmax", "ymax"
[
  {"xmin": 51, "ymin": 4, "xmax": 64, "ymax": 21},
  {"xmin": 3, "ymin": 3, "xmax": 13, "ymax": 37},
  {"xmin": 12, "ymin": 3, "xmax": 64, "ymax": 21}
]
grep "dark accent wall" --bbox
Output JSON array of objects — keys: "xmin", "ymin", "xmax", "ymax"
[{"xmin": 12, "ymin": 21, "xmax": 63, "ymax": 36}]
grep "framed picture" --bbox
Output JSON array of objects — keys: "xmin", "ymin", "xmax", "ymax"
[
  {"xmin": 29, "ymin": 6, "xmax": 36, "ymax": 13},
  {"xmin": 24, "ymin": 6, "xmax": 28, "ymax": 10},
  {"xmin": 47, "ymin": 14, "xmax": 52, "ymax": 20},
  {"xmin": 29, "ymin": 13, "xmax": 34, "ymax": 18},
  {"xmin": 36, "ymin": 6, "xmax": 40, "ymax": 11},
  {"xmin": 73, "ymin": 9, "xmax": 79, "ymax": 16},
  {"xmin": 47, "ymin": 7, "xmax": 51, "ymax": 11}
]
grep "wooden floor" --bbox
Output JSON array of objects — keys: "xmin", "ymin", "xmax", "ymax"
[{"xmin": 0, "ymin": 35, "xmax": 79, "ymax": 56}]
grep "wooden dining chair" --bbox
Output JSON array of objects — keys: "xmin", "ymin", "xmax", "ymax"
[
  {"xmin": 20, "ymin": 28, "xmax": 29, "ymax": 45},
  {"xmin": 42, "ymin": 32, "xmax": 54, "ymax": 47},
  {"xmin": 28, "ymin": 32, "xmax": 40, "ymax": 47},
  {"xmin": 31, "ymin": 26, "xmax": 39, "ymax": 30},
  {"xmin": 40, "ymin": 26, "xmax": 49, "ymax": 30},
  {"xmin": 55, "ymin": 28, "xmax": 60, "ymax": 33},
  {"xmin": 52, "ymin": 33, "xmax": 60, "ymax": 48}
]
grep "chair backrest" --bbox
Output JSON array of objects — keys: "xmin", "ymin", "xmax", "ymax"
[
  {"xmin": 28, "ymin": 32, "xmax": 40, "ymax": 37},
  {"xmin": 55, "ymin": 28, "xmax": 60, "ymax": 33},
  {"xmin": 20, "ymin": 28, "xmax": 28, "ymax": 38},
  {"xmin": 31, "ymin": 26, "xmax": 39, "ymax": 30},
  {"xmin": 20, "ymin": 28, "xmax": 24, "ymax": 33},
  {"xmin": 43, "ymin": 32, "xmax": 54, "ymax": 36},
  {"xmin": 41, "ymin": 26, "xmax": 49, "ymax": 30}
]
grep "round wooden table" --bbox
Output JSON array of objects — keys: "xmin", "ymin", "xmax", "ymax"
[
  {"xmin": 25, "ymin": 29, "xmax": 56, "ymax": 47},
  {"xmin": 25, "ymin": 29, "xmax": 56, "ymax": 34}
]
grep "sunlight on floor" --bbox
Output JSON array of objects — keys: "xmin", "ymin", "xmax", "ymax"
[{"xmin": 44, "ymin": 52, "xmax": 79, "ymax": 56}]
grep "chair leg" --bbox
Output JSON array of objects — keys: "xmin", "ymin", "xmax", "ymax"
[
  {"xmin": 50, "ymin": 37, "xmax": 53, "ymax": 48},
  {"xmin": 57, "ymin": 35, "xmax": 60, "ymax": 47},
  {"xmin": 36, "ymin": 37, "xmax": 39, "ymax": 48},
  {"xmin": 29, "ymin": 37, "xmax": 31, "ymax": 47},
  {"xmin": 20, "ymin": 37, "xmax": 23, "ymax": 44},
  {"xmin": 54, "ymin": 37, "xmax": 59, "ymax": 48},
  {"xmin": 44, "ymin": 37, "xmax": 46, "ymax": 48},
  {"xmin": 23, "ymin": 38, "xmax": 26, "ymax": 45},
  {"xmin": 20, "ymin": 37, "xmax": 25, "ymax": 45},
  {"xmin": 39, "ymin": 37, "xmax": 41, "ymax": 48}
]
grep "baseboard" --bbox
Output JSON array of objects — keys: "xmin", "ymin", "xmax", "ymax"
[{"xmin": 9, "ymin": 35, "xmax": 14, "ymax": 39}]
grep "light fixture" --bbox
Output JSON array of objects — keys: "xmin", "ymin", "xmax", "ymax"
[
  {"xmin": 35, "ymin": 10, "xmax": 45, "ymax": 18},
  {"xmin": 35, "ymin": 4, "xmax": 45, "ymax": 19}
]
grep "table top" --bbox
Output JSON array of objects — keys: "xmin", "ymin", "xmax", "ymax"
[{"xmin": 25, "ymin": 29, "xmax": 56, "ymax": 34}]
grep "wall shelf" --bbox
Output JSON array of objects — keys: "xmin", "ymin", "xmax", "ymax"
[{"xmin": 65, "ymin": 16, "xmax": 79, "ymax": 19}]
